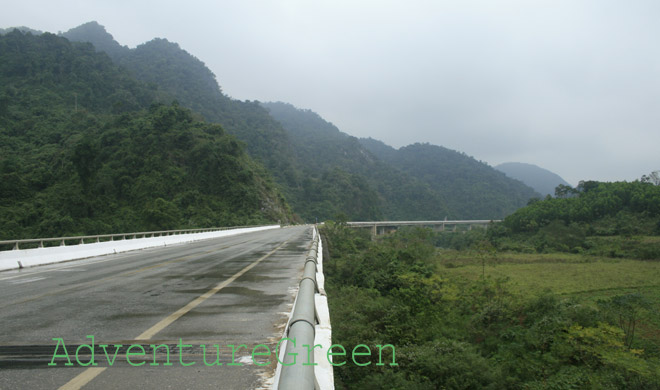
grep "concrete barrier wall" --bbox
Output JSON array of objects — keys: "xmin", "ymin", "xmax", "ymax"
[
  {"xmin": 313, "ymin": 233, "xmax": 334, "ymax": 389},
  {"xmin": 0, "ymin": 225, "xmax": 280, "ymax": 272}
]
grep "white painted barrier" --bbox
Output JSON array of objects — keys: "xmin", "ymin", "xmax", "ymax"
[
  {"xmin": 314, "ymin": 236, "xmax": 334, "ymax": 390},
  {"xmin": 0, "ymin": 225, "xmax": 280, "ymax": 272}
]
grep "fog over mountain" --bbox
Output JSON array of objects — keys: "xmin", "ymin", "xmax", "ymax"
[{"xmin": 496, "ymin": 162, "xmax": 571, "ymax": 197}]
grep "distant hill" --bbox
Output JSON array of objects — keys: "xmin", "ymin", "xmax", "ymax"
[
  {"xmin": 0, "ymin": 26, "xmax": 43, "ymax": 35},
  {"xmin": 0, "ymin": 30, "xmax": 292, "ymax": 239},
  {"xmin": 496, "ymin": 162, "xmax": 570, "ymax": 197},
  {"xmin": 360, "ymin": 139, "xmax": 541, "ymax": 218}
]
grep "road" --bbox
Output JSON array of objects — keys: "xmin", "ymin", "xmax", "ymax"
[{"xmin": 0, "ymin": 225, "xmax": 312, "ymax": 389}]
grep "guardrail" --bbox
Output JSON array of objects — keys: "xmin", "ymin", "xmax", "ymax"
[
  {"xmin": 275, "ymin": 226, "xmax": 333, "ymax": 390},
  {"xmin": 0, "ymin": 225, "xmax": 281, "ymax": 272},
  {"xmin": 0, "ymin": 226, "xmax": 262, "ymax": 251}
]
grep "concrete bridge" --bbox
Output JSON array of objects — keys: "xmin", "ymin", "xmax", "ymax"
[
  {"xmin": 0, "ymin": 220, "xmax": 499, "ymax": 389},
  {"xmin": 347, "ymin": 220, "xmax": 500, "ymax": 237},
  {"xmin": 0, "ymin": 225, "xmax": 331, "ymax": 390}
]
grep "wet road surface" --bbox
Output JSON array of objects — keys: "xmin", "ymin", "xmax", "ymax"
[{"xmin": 0, "ymin": 225, "xmax": 312, "ymax": 389}]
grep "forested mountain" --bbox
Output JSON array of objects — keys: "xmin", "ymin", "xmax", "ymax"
[
  {"xmin": 3, "ymin": 21, "xmax": 543, "ymax": 228},
  {"xmin": 262, "ymin": 102, "xmax": 451, "ymax": 221},
  {"xmin": 63, "ymin": 22, "xmax": 300, "ymax": 190},
  {"xmin": 62, "ymin": 21, "xmax": 129, "ymax": 61},
  {"xmin": 63, "ymin": 22, "xmax": 451, "ymax": 221},
  {"xmin": 0, "ymin": 30, "xmax": 292, "ymax": 239},
  {"xmin": 496, "ymin": 162, "xmax": 571, "ymax": 197},
  {"xmin": 265, "ymin": 102, "xmax": 540, "ymax": 220},
  {"xmin": 360, "ymin": 138, "xmax": 540, "ymax": 218}
]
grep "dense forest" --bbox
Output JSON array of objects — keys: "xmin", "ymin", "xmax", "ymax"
[
  {"xmin": 0, "ymin": 30, "xmax": 292, "ymax": 239},
  {"xmin": 323, "ymin": 180, "xmax": 660, "ymax": 389},
  {"xmin": 63, "ymin": 22, "xmax": 302, "ymax": 193}
]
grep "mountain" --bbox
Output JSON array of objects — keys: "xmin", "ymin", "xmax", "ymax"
[
  {"xmin": 496, "ymin": 162, "xmax": 570, "ymax": 197},
  {"xmin": 0, "ymin": 30, "xmax": 292, "ymax": 239},
  {"xmin": 262, "ymin": 102, "xmax": 450, "ymax": 221},
  {"xmin": 62, "ymin": 22, "xmax": 300, "ymax": 191},
  {"xmin": 62, "ymin": 21, "xmax": 129, "ymax": 61},
  {"xmin": 58, "ymin": 21, "xmax": 540, "ymax": 221},
  {"xmin": 62, "ymin": 22, "xmax": 445, "ymax": 221},
  {"xmin": 265, "ymin": 102, "xmax": 539, "ymax": 220},
  {"xmin": 360, "ymin": 139, "xmax": 541, "ymax": 219}
]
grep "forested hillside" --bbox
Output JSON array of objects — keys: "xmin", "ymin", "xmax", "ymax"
[
  {"xmin": 64, "ymin": 22, "xmax": 300, "ymax": 190},
  {"xmin": 0, "ymin": 30, "xmax": 292, "ymax": 239},
  {"xmin": 498, "ymin": 180, "xmax": 660, "ymax": 257},
  {"xmin": 63, "ymin": 22, "xmax": 540, "ymax": 222},
  {"xmin": 360, "ymin": 138, "xmax": 540, "ymax": 218},
  {"xmin": 262, "ymin": 102, "xmax": 451, "ymax": 221},
  {"xmin": 1, "ymin": 22, "xmax": 545, "ymax": 228}
]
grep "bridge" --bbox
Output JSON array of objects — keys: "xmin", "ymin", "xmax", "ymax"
[
  {"xmin": 347, "ymin": 219, "xmax": 500, "ymax": 237},
  {"xmin": 0, "ymin": 225, "xmax": 331, "ymax": 390},
  {"xmin": 0, "ymin": 219, "xmax": 498, "ymax": 389}
]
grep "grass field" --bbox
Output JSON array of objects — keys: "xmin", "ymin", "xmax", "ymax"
[
  {"xmin": 437, "ymin": 251, "xmax": 660, "ymax": 295},
  {"xmin": 437, "ymin": 250, "xmax": 660, "ymax": 348}
]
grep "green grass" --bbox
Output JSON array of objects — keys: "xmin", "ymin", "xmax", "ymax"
[
  {"xmin": 438, "ymin": 251, "xmax": 660, "ymax": 295},
  {"xmin": 437, "ymin": 250, "xmax": 660, "ymax": 347}
]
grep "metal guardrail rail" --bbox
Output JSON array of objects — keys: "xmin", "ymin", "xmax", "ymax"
[
  {"xmin": 277, "ymin": 229, "xmax": 321, "ymax": 389},
  {"xmin": 0, "ymin": 225, "xmax": 264, "ymax": 251}
]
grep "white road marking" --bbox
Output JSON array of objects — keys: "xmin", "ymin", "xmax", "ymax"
[
  {"xmin": 9, "ymin": 277, "xmax": 46, "ymax": 284},
  {"xmin": 0, "ymin": 256, "xmax": 125, "ymax": 281}
]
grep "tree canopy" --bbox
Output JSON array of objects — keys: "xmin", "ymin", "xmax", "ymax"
[{"xmin": 0, "ymin": 30, "xmax": 292, "ymax": 239}]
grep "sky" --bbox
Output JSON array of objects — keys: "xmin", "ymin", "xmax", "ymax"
[{"xmin": 2, "ymin": 0, "xmax": 659, "ymax": 185}]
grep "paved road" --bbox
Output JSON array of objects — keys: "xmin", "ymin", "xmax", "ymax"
[{"xmin": 0, "ymin": 226, "xmax": 312, "ymax": 389}]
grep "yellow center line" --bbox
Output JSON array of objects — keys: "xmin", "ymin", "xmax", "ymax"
[
  {"xmin": 59, "ymin": 368, "xmax": 107, "ymax": 390},
  {"xmin": 58, "ymin": 241, "xmax": 288, "ymax": 390}
]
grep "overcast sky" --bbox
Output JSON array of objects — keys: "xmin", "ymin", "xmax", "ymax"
[{"xmin": 2, "ymin": 0, "xmax": 659, "ymax": 185}]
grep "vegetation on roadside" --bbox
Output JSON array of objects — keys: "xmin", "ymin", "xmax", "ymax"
[{"xmin": 322, "ymin": 181, "xmax": 660, "ymax": 389}]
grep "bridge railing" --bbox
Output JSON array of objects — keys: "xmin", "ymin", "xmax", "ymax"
[
  {"xmin": 275, "ymin": 226, "xmax": 333, "ymax": 390},
  {"xmin": 0, "ymin": 225, "xmax": 263, "ymax": 251}
]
